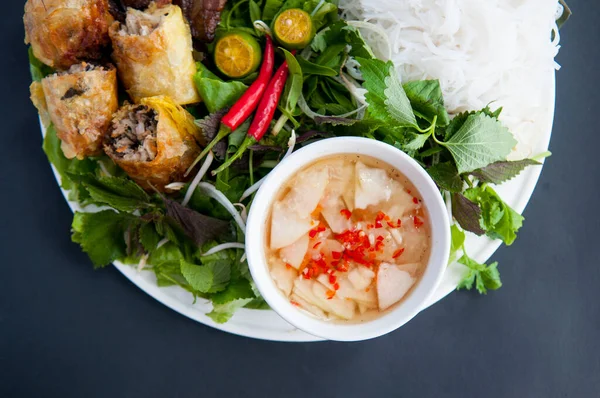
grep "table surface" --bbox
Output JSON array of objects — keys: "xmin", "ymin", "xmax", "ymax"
[{"xmin": 2, "ymin": 1, "xmax": 599, "ymax": 397}]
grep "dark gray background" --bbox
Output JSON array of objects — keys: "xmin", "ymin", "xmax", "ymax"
[{"xmin": 1, "ymin": 1, "xmax": 598, "ymax": 397}]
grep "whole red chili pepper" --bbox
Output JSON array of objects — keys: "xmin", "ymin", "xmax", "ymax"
[
  {"xmin": 185, "ymin": 35, "xmax": 275, "ymax": 176},
  {"xmin": 212, "ymin": 53, "xmax": 293, "ymax": 176}
]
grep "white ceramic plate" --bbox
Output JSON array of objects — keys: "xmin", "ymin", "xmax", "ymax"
[{"xmin": 41, "ymin": 70, "xmax": 555, "ymax": 342}]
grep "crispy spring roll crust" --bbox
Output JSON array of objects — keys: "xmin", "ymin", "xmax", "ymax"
[
  {"xmin": 33, "ymin": 63, "xmax": 119, "ymax": 159},
  {"xmin": 109, "ymin": 3, "xmax": 200, "ymax": 105},
  {"xmin": 104, "ymin": 96, "xmax": 202, "ymax": 191},
  {"xmin": 24, "ymin": 0, "xmax": 113, "ymax": 69}
]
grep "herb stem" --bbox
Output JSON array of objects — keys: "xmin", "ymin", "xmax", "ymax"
[
  {"xmin": 416, "ymin": 115, "xmax": 438, "ymax": 134},
  {"xmin": 249, "ymin": 150, "xmax": 254, "ymax": 186},
  {"xmin": 465, "ymin": 176, "xmax": 474, "ymax": 188},
  {"xmin": 259, "ymin": 160, "xmax": 278, "ymax": 168}
]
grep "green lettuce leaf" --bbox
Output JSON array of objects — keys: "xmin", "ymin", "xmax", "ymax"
[
  {"xmin": 72, "ymin": 210, "xmax": 136, "ymax": 268},
  {"xmin": 207, "ymin": 298, "xmax": 253, "ymax": 323},
  {"xmin": 464, "ymin": 185, "xmax": 524, "ymax": 245},
  {"xmin": 180, "ymin": 259, "xmax": 231, "ymax": 294},
  {"xmin": 194, "ymin": 63, "xmax": 248, "ymax": 113},
  {"xmin": 42, "ymin": 124, "xmax": 99, "ymax": 201},
  {"xmin": 28, "ymin": 47, "xmax": 53, "ymax": 82}
]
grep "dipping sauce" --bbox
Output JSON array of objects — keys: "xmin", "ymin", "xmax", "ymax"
[{"xmin": 265, "ymin": 154, "xmax": 431, "ymax": 322}]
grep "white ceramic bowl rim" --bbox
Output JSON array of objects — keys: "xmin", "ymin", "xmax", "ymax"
[{"xmin": 245, "ymin": 137, "xmax": 450, "ymax": 341}]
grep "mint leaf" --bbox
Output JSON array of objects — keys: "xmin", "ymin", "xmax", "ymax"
[
  {"xmin": 358, "ymin": 57, "xmax": 417, "ymax": 127},
  {"xmin": 211, "ymin": 278, "xmax": 255, "ymax": 304},
  {"xmin": 72, "ymin": 210, "xmax": 135, "ymax": 268},
  {"xmin": 457, "ymin": 254, "xmax": 502, "ymax": 294},
  {"xmin": 470, "ymin": 159, "xmax": 541, "ymax": 184},
  {"xmin": 439, "ymin": 113, "xmax": 517, "ymax": 173},
  {"xmin": 403, "ymin": 80, "xmax": 450, "ymax": 126},
  {"xmin": 70, "ymin": 174, "xmax": 152, "ymax": 212},
  {"xmin": 464, "ymin": 185, "xmax": 523, "ymax": 246},
  {"xmin": 427, "ymin": 162, "xmax": 463, "ymax": 193},
  {"xmin": 451, "ymin": 193, "xmax": 485, "ymax": 236},
  {"xmin": 180, "ymin": 259, "xmax": 231, "ymax": 294}
]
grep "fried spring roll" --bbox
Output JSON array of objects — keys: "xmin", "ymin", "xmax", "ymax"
[
  {"xmin": 31, "ymin": 63, "xmax": 119, "ymax": 159},
  {"xmin": 109, "ymin": 3, "xmax": 200, "ymax": 105},
  {"xmin": 104, "ymin": 96, "xmax": 203, "ymax": 191},
  {"xmin": 24, "ymin": 0, "xmax": 113, "ymax": 69}
]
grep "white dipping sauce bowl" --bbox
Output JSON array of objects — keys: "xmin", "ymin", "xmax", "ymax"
[{"xmin": 245, "ymin": 137, "xmax": 450, "ymax": 341}]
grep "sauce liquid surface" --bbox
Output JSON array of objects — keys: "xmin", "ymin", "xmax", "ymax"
[{"xmin": 265, "ymin": 154, "xmax": 431, "ymax": 322}]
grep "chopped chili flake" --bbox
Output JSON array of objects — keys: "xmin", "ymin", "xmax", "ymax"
[
  {"xmin": 406, "ymin": 189, "xmax": 412, "ymax": 194},
  {"xmin": 412, "ymin": 197, "xmax": 419, "ymax": 204},
  {"xmin": 285, "ymin": 263, "xmax": 292, "ymax": 269},
  {"xmin": 413, "ymin": 216, "xmax": 424, "ymax": 228},
  {"xmin": 333, "ymin": 283, "xmax": 340, "ymax": 291},
  {"xmin": 376, "ymin": 235, "xmax": 384, "ymax": 241},
  {"xmin": 375, "ymin": 220, "xmax": 383, "ymax": 228},
  {"xmin": 340, "ymin": 209, "xmax": 352, "ymax": 219},
  {"xmin": 308, "ymin": 225, "xmax": 326, "ymax": 238},
  {"xmin": 313, "ymin": 241, "xmax": 322, "ymax": 249},
  {"xmin": 393, "ymin": 248, "xmax": 405, "ymax": 259},
  {"xmin": 328, "ymin": 274, "xmax": 336, "ymax": 284},
  {"xmin": 331, "ymin": 251, "xmax": 342, "ymax": 260},
  {"xmin": 290, "ymin": 300, "xmax": 300, "ymax": 307},
  {"xmin": 326, "ymin": 290, "xmax": 335, "ymax": 299},
  {"xmin": 387, "ymin": 221, "xmax": 397, "ymax": 228},
  {"xmin": 397, "ymin": 219, "xmax": 402, "ymax": 227}
]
